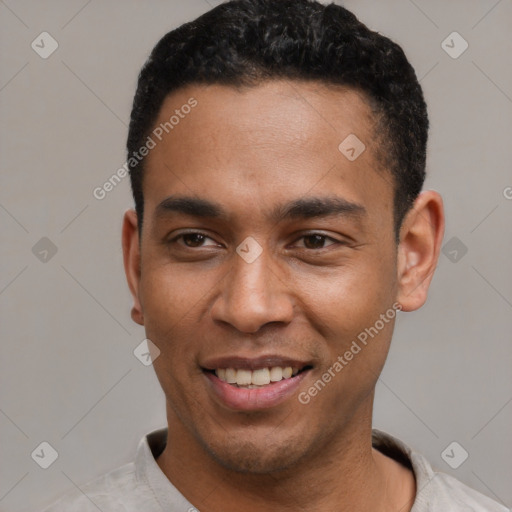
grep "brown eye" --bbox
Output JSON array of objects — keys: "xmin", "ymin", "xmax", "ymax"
[
  {"xmin": 182, "ymin": 233, "xmax": 207, "ymax": 247},
  {"xmin": 302, "ymin": 234, "xmax": 332, "ymax": 249},
  {"xmin": 167, "ymin": 231, "xmax": 220, "ymax": 250}
]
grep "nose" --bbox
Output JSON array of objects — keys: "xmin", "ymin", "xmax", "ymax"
[{"xmin": 210, "ymin": 245, "xmax": 294, "ymax": 334}]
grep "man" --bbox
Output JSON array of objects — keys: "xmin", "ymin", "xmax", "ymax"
[{"xmin": 43, "ymin": 0, "xmax": 507, "ymax": 510}]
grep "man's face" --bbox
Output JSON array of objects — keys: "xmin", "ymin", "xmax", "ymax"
[{"xmin": 131, "ymin": 81, "xmax": 401, "ymax": 473}]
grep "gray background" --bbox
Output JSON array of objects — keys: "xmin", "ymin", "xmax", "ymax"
[{"xmin": 1, "ymin": 0, "xmax": 511, "ymax": 510}]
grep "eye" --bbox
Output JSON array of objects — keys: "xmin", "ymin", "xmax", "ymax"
[
  {"xmin": 294, "ymin": 233, "xmax": 340, "ymax": 250},
  {"xmin": 169, "ymin": 231, "xmax": 342, "ymax": 251},
  {"xmin": 172, "ymin": 232, "xmax": 220, "ymax": 248}
]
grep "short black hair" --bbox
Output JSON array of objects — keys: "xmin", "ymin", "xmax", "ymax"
[{"xmin": 127, "ymin": 0, "xmax": 428, "ymax": 235}]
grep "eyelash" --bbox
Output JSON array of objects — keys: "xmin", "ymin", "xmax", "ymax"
[{"xmin": 168, "ymin": 231, "xmax": 342, "ymax": 250}]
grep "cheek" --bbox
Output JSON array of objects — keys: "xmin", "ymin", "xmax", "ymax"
[
  {"xmin": 140, "ymin": 258, "xmax": 217, "ymax": 324},
  {"xmin": 299, "ymin": 258, "xmax": 398, "ymax": 401},
  {"xmin": 138, "ymin": 262, "xmax": 217, "ymax": 373},
  {"xmin": 294, "ymin": 253, "xmax": 397, "ymax": 339},
  {"xmin": 294, "ymin": 254, "xmax": 398, "ymax": 400}
]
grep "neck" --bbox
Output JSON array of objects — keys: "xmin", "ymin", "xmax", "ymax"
[{"xmin": 156, "ymin": 402, "xmax": 416, "ymax": 512}]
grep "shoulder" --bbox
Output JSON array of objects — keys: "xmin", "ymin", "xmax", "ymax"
[
  {"xmin": 41, "ymin": 461, "xmax": 152, "ymax": 512},
  {"xmin": 372, "ymin": 430, "xmax": 508, "ymax": 512},
  {"xmin": 41, "ymin": 428, "xmax": 174, "ymax": 512},
  {"xmin": 41, "ymin": 428, "xmax": 170, "ymax": 512},
  {"xmin": 419, "ymin": 467, "xmax": 509, "ymax": 512}
]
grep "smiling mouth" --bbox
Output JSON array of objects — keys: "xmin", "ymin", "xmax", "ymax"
[{"xmin": 203, "ymin": 365, "xmax": 313, "ymax": 388}]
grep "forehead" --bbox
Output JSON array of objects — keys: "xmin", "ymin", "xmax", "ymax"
[
  {"xmin": 142, "ymin": 80, "xmax": 393, "ymax": 229},
  {"xmin": 151, "ymin": 80, "xmax": 376, "ymax": 153}
]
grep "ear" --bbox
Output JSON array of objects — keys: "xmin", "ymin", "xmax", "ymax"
[
  {"xmin": 396, "ymin": 190, "xmax": 445, "ymax": 312},
  {"xmin": 122, "ymin": 209, "xmax": 144, "ymax": 325}
]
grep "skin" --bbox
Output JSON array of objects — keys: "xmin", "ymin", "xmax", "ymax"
[{"xmin": 122, "ymin": 80, "xmax": 444, "ymax": 511}]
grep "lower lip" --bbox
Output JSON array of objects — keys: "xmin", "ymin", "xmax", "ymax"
[{"xmin": 204, "ymin": 370, "xmax": 310, "ymax": 411}]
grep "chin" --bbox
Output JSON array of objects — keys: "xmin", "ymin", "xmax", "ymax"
[{"xmin": 203, "ymin": 436, "xmax": 309, "ymax": 475}]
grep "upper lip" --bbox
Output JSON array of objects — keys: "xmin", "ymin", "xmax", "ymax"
[{"xmin": 201, "ymin": 355, "xmax": 313, "ymax": 371}]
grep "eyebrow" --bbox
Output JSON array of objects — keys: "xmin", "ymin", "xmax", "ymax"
[{"xmin": 154, "ymin": 195, "xmax": 366, "ymax": 223}]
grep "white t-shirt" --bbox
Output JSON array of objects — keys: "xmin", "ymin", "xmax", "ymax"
[{"xmin": 41, "ymin": 428, "xmax": 508, "ymax": 511}]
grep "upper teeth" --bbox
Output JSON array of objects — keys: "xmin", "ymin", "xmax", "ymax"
[{"xmin": 216, "ymin": 367, "xmax": 299, "ymax": 387}]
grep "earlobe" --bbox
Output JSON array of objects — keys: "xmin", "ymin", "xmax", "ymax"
[
  {"xmin": 396, "ymin": 191, "xmax": 445, "ymax": 312},
  {"xmin": 122, "ymin": 209, "xmax": 144, "ymax": 326}
]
